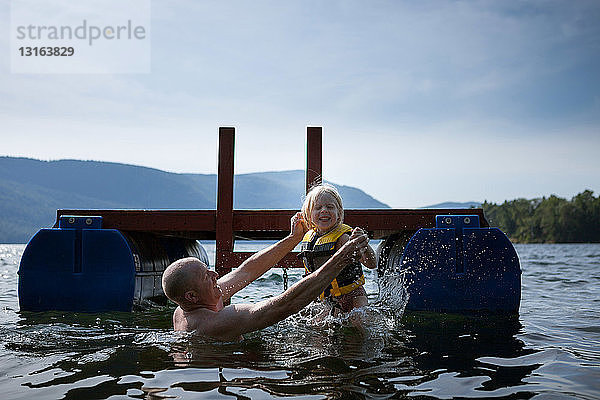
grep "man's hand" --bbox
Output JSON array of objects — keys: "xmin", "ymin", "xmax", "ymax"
[
  {"xmin": 336, "ymin": 227, "xmax": 370, "ymax": 265},
  {"xmin": 349, "ymin": 227, "xmax": 376, "ymax": 269},
  {"xmin": 349, "ymin": 227, "xmax": 365, "ymax": 240},
  {"xmin": 290, "ymin": 212, "xmax": 308, "ymax": 240}
]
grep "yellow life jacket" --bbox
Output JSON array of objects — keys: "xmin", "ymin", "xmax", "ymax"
[{"xmin": 298, "ymin": 223, "xmax": 365, "ymax": 299}]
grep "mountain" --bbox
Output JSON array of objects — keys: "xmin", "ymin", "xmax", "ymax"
[
  {"xmin": 421, "ymin": 201, "xmax": 482, "ymax": 209},
  {"xmin": 0, "ymin": 156, "xmax": 389, "ymax": 243}
]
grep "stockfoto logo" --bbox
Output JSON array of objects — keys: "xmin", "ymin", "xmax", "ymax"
[
  {"xmin": 15, "ymin": 19, "xmax": 147, "ymax": 46},
  {"xmin": 11, "ymin": 0, "xmax": 151, "ymax": 74}
]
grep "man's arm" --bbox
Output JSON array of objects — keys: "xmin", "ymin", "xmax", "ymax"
[
  {"xmin": 204, "ymin": 230, "xmax": 369, "ymax": 341},
  {"xmin": 217, "ymin": 213, "xmax": 307, "ymax": 302}
]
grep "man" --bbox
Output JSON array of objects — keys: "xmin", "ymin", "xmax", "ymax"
[{"xmin": 161, "ymin": 212, "xmax": 371, "ymax": 341}]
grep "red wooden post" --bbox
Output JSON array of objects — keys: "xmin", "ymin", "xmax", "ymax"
[
  {"xmin": 306, "ymin": 126, "xmax": 322, "ymax": 193},
  {"xmin": 216, "ymin": 127, "xmax": 235, "ymax": 278}
]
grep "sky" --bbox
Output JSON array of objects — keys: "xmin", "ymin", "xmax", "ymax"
[{"xmin": 1, "ymin": 0, "xmax": 599, "ymax": 208}]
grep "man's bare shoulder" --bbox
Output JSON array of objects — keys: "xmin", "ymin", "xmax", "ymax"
[
  {"xmin": 173, "ymin": 304, "xmax": 254, "ymax": 341},
  {"xmin": 173, "ymin": 306, "xmax": 218, "ymax": 334}
]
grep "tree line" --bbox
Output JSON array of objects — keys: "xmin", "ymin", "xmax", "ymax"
[{"xmin": 481, "ymin": 190, "xmax": 600, "ymax": 243}]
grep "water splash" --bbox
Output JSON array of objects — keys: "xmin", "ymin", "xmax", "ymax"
[
  {"xmin": 267, "ymin": 270, "xmax": 412, "ymax": 362},
  {"xmin": 376, "ymin": 270, "xmax": 411, "ymax": 315}
]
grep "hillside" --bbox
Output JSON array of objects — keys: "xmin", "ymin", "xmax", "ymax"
[
  {"xmin": 421, "ymin": 201, "xmax": 481, "ymax": 209},
  {"xmin": 0, "ymin": 157, "xmax": 389, "ymax": 243}
]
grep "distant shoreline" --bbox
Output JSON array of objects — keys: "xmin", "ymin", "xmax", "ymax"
[{"xmin": 482, "ymin": 190, "xmax": 599, "ymax": 244}]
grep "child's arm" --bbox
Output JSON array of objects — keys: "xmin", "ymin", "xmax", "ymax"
[{"xmin": 335, "ymin": 228, "xmax": 376, "ymax": 269}]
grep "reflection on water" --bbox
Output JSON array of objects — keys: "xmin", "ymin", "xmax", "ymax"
[
  {"xmin": 2, "ymin": 244, "xmax": 600, "ymax": 399},
  {"xmin": 400, "ymin": 313, "xmax": 535, "ymax": 398},
  {"xmin": 4, "ymin": 302, "xmax": 534, "ymax": 399}
]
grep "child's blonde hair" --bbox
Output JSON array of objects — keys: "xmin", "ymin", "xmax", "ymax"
[{"xmin": 301, "ymin": 184, "xmax": 344, "ymax": 230}]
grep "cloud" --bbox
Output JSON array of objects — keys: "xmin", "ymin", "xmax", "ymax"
[{"xmin": 1, "ymin": 0, "xmax": 599, "ymax": 207}]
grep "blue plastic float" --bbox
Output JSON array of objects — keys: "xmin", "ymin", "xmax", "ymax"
[
  {"xmin": 18, "ymin": 215, "xmax": 208, "ymax": 312},
  {"xmin": 387, "ymin": 215, "xmax": 521, "ymax": 313}
]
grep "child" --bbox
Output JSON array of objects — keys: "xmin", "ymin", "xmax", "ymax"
[{"xmin": 298, "ymin": 184, "xmax": 376, "ymax": 313}]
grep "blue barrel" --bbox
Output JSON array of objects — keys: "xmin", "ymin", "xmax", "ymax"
[
  {"xmin": 378, "ymin": 215, "xmax": 521, "ymax": 313},
  {"xmin": 18, "ymin": 216, "xmax": 209, "ymax": 312}
]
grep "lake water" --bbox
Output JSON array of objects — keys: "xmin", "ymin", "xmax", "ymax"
[{"xmin": 1, "ymin": 242, "xmax": 599, "ymax": 399}]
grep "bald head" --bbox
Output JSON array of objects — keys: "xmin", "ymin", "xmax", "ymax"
[{"xmin": 162, "ymin": 257, "xmax": 206, "ymax": 305}]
